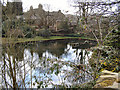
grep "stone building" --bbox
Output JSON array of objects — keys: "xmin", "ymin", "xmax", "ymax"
[{"xmin": 23, "ymin": 4, "xmax": 65, "ymax": 30}]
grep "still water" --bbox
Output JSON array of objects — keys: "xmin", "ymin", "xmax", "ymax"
[{"xmin": 1, "ymin": 39, "xmax": 97, "ymax": 88}]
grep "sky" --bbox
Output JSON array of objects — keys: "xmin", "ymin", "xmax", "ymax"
[
  {"xmin": 2, "ymin": 0, "xmax": 117, "ymax": 15},
  {"xmin": 23, "ymin": 0, "xmax": 71, "ymax": 12},
  {"xmin": 2, "ymin": 0, "xmax": 76, "ymax": 14}
]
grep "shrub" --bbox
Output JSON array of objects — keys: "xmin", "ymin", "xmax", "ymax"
[
  {"xmin": 37, "ymin": 28, "xmax": 51, "ymax": 38},
  {"xmin": 2, "ymin": 19, "xmax": 33, "ymax": 38},
  {"xmin": 90, "ymin": 46, "xmax": 120, "ymax": 73},
  {"xmin": 58, "ymin": 20, "xmax": 71, "ymax": 33},
  {"xmin": 22, "ymin": 24, "xmax": 36, "ymax": 38},
  {"xmin": 2, "ymin": 29, "xmax": 6, "ymax": 37}
]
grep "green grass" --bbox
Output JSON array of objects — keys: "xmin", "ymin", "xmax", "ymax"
[
  {"xmin": 2, "ymin": 36, "xmax": 95, "ymax": 44},
  {"xmin": 2, "ymin": 36, "xmax": 77, "ymax": 44}
]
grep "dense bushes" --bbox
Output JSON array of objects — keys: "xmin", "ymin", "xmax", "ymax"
[
  {"xmin": 2, "ymin": 20, "xmax": 36, "ymax": 38},
  {"xmin": 36, "ymin": 28, "xmax": 51, "ymax": 38},
  {"xmin": 2, "ymin": 20, "xmax": 11, "ymax": 37},
  {"xmin": 58, "ymin": 20, "xmax": 72, "ymax": 33},
  {"xmin": 105, "ymin": 29, "xmax": 120, "ymax": 52},
  {"xmin": 90, "ymin": 25, "xmax": 120, "ymax": 73},
  {"xmin": 92, "ymin": 46, "xmax": 120, "ymax": 72},
  {"xmin": 101, "ymin": 25, "xmax": 120, "ymax": 72},
  {"xmin": 59, "ymin": 20, "xmax": 69, "ymax": 30},
  {"xmin": 22, "ymin": 24, "xmax": 36, "ymax": 38}
]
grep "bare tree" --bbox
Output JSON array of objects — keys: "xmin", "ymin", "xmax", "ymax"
[
  {"xmin": 70, "ymin": 0, "xmax": 119, "ymax": 45},
  {"xmin": 68, "ymin": 0, "xmax": 120, "ymax": 83}
]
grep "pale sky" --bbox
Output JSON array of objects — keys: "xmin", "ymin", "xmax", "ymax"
[
  {"xmin": 23, "ymin": 0, "xmax": 76, "ymax": 14},
  {"xmin": 2, "ymin": 0, "xmax": 76, "ymax": 14},
  {"xmin": 23, "ymin": 0, "xmax": 70, "ymax": 11}
]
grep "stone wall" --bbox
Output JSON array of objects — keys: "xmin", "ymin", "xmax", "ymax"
[{"xmin": 94, "ymin": 70, "xmax": 120, "ymax": 89}]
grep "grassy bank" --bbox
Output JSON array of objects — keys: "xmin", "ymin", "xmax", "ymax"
[{"xmin": 2, "ymin": 36, "xmax": 94, "ymax": 44}]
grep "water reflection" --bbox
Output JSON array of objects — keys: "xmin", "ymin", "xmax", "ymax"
[{"xmin": 1, "ymin": 39, "xmax": 97, "ymax": 88}]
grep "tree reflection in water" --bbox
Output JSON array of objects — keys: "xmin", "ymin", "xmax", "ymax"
[{"xmin": 1, "ymin": 39, "xmax": 96, "ymax": 88}]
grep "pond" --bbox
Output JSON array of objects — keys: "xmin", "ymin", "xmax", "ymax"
[{"xmin": 1, "ymin": 39, "xmax": 97, "ymax": 88}]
